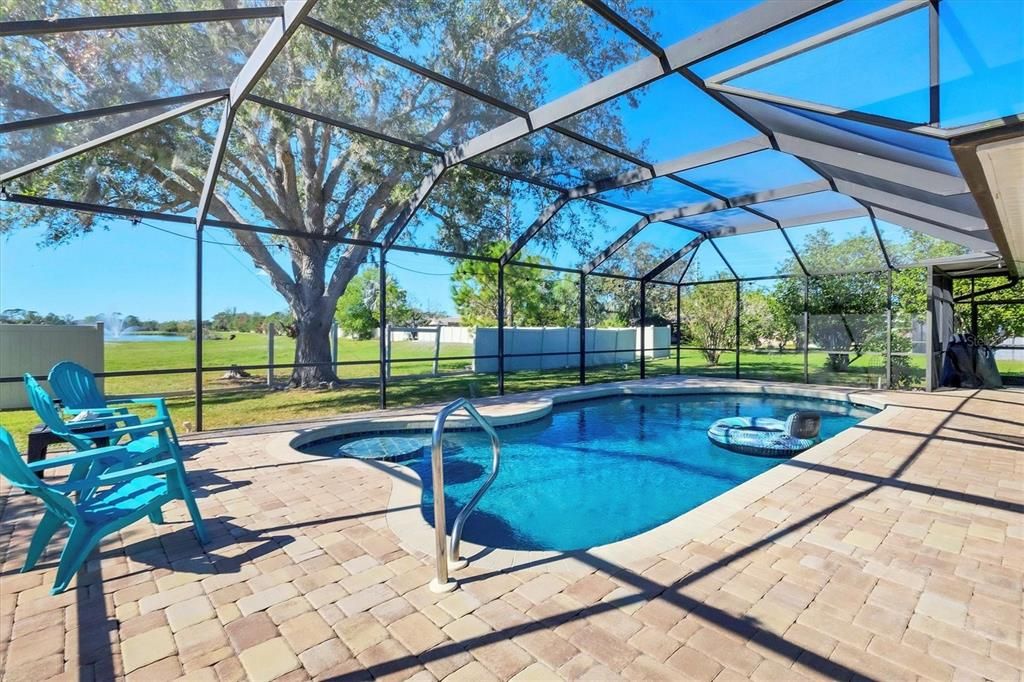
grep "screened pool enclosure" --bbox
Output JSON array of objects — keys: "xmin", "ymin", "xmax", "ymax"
[{"xmin": 1, "ymin": 0, "xmax": 1021, "ymax": 430}]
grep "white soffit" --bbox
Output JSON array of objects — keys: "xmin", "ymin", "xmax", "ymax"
[{"xmin": 976, "ymin": 136, "xmax": 1024, "ymax": 273}]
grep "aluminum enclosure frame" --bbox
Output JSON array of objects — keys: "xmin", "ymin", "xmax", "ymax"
[{"xmin": 0, "ymin": 0, "xmax": 1019, "ymax": 429}]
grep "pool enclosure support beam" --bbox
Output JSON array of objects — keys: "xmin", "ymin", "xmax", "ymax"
[
  {"xmin": 195, "ymin": 216, "xmax": 204, "ymax": 431},
  {"xmin": 803, "ymin": 278, "xmax": 811, "ymax": 383},
  {"xmin": 0, "ymin": 96, "xmax": 223, "ymax": 184},
  {"xmin": 675, "ymin": 284, "xmax": 682, "ymax": 376},
  {"xmin": 0, "ymin": 89, "xmax": 230, "ymax": 134},
  {"xmin": 925, "ymin": 266, "xmax": 955, "ymax": 391},
  {"xmin": 735, "ymin": 281, "xmax": 741, "ymax": 380},
  {"xmin": 770, "ymin": 133, "xmax": 968, "ymax": 196},
  {"xmin": 668, "ymin": 174, "xmax": 811, "ymax": 278},
  {"xmin": 704, "ymin": 0, "xmax": 929, "ymax": 86},
  {"xmin": 929, "ymin": 0, "xmax": 941, "ymax": 125},
  {"xmin": 193, "ymin": 0, "xmax": 318, "ymax": 237},
  {"xmin": 395, "ymin": 0, "xmax": 838, "ymax": 226},
  {"xmin": 188, "ymin": 0, "xmax": 318, "ymax": 430},
  {"xmin": 886, "ymin": 270, "xmax": 894, "ymax": 388},
  {"xmin": 867, "ymin": 206, "xmax": 895, "ymax": 271},
  {"xmin": 710, "ymin": 240, "xmax": 739, "ymax": 280},
  {"xmin": 579, "ymin": 275, "xmax": 587, "ymax": 385},
  {"xmin": 267, "ymin": 324, "xmax": 276, "ymax": 388},
  {"xmin": 379, "ymin": 248, "xmax": 388, "ymax": 409},
  {"xmin": 867, "ymin": 205, "xmax": 995, "ymax": 253},
  {"xmin": 0, "ymin": 6, "xmax": 284, "ymax": 36},
  {"xmin": 643, "ymin": 237, "xmax": 704, "ymax": 284},
  {"xmin": 709, "ymin": 82, "xmax": 1023, "ymax": 141},
  {"xmin": 497, "ymin": 265, "xmax": 506, "ymax": 396},
  {"xmin": 501, "ymin": 138, "xmax": 779, "ymax": 268},
  {"xmin": 4, "ymin": 192, "xmax": 381, "ymax": 249},
  {"xmin": 640, "ymin": 281, "xmax": 647, "ymax": 379},
  {"xmin": 832, "ymin": 178, "xmax": 988, "ymax": 235},
  {"xmin": 249, "ymin": 95, "xmax": 444, "ymax": 158}
]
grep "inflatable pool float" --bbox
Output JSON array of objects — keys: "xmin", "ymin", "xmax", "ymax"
[{"xmin": 707, "ymin": 411, "xmax": 821, "ymax": 457}]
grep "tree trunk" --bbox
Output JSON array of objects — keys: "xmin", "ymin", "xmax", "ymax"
[
  {"xmin": 289, "ymin": 303, "xmax": 339, "ymax": 387},
  {"xmin": 826, "ymin": 352, "xmax": 851, "ymax": 372}
]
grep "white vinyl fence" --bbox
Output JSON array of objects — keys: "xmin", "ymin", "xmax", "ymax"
[
  {"xmin": 473, "ymin": 326, "xmax": 669, "ymax": 373},
  {"xmin": 0, "ymin": 324, "xmax": 104, "ymax": 409},
  {"xmin": 387, "ymin": 326, "xmax": 475, "ymax": 344}
]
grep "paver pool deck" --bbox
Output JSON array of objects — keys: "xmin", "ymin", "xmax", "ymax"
[{"xmin": 1, "ymin": 378, "xmax": 1021, "ymax": 682}]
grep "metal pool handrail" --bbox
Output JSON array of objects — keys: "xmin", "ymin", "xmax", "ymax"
[{"xmin": 428, "ymin": 397, "xmax": 502, "ymax": 593}]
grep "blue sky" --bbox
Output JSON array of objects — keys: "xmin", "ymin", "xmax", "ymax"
[{"xmin": 2, "ymin": 0, "xmax": 1020, "ymax": 321}]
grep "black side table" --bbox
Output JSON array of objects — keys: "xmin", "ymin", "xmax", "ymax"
[{"xmin": 27, "ymin": 423, "xmax": 111, "ymax": 475}]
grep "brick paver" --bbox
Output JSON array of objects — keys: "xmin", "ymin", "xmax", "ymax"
[{"xmin": 1, "ymin": 382, "xmax": 1021, "ymax": 681}]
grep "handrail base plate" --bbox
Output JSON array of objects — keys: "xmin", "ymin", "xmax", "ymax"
[{"xmin": 429, "ymin": 578, "xmax": 458, "ymax": 594}]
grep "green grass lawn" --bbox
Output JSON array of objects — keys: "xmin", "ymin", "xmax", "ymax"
[
  {"xmin": 96, "ymin": 332, "xmax": 475, "ymax": 394},
  {"xmin": 2, "ymin": 334, "xmax": 1020, "ymax": 452}
]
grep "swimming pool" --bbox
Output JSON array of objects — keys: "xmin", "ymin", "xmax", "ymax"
[{"xmin": 302, "ymin": 394, "xmax": 875, "ymax": 551}]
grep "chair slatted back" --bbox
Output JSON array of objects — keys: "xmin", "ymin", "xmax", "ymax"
[
  {"xmin": 23, "ymin": 375, "xmax": 93, "ymax": 451},
  {"xmin": 49, "ymin": 361, "xmax": 106, "ymax": 410}
]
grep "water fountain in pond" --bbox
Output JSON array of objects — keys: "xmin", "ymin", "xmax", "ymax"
[{"xmin": 100, "ymin": 313, "xmax": 138, "ymax": 340}]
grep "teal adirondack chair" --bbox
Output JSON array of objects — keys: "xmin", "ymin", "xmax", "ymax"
[
  {"xmin": 48, "ymin": 361, "xmax": 180, "ymax": 446},
  {"xmin": 0, "ymin": 427, "xmax": 207, "ymax": 594},
  {"xmin": 25, "ymin": 374, "xmax": 180, "ymax": 466}
]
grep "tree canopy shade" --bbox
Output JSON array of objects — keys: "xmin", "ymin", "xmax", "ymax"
[{"xmin": 1, "ymin": 0, "xmax": 1019, "ymax": 391}]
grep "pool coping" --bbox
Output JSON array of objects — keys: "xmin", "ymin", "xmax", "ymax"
[{"xmin": 266, "ymin": 377, "xmax": 899, "ymax": 578}]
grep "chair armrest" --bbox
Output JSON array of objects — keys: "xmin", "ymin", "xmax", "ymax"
[
  {"xmin": 65, "ymin": 406, "xmax": 127, "ymax": 417},
  {"xmin": 67, "ymin": 414, "xmax": 133, "ymax": 429},
  {"xmin": 50, "ymin": 458, "xmax": 178, "ymax": 492},
  {"xmin": 107, "ymin": 397, "xmax": 167, "ymax": 405},
  {"xmin": 27, "ymin": 446, "xmax": 132, "ymax": 471},
  {"xmin": 80, "ymin": 419, "xmax": 172, "ymax": 442},
  {"xmin": 106, "ymin": 397, "xmax": 171, "ymax": 419}
]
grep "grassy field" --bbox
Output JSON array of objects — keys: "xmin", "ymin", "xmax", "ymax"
[{"xmin": 2, "ymin": 332, "xmax": 1020, "ymax": 451}]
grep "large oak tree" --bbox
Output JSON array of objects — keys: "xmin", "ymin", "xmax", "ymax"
[{"xmin": 3, "ymin": 0, "xmax": 647, "ymax": 386}]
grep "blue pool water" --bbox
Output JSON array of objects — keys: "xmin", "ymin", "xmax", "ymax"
[{"xmin": 304, "ymin": 394, "xmax": 874, "ymax": 551}]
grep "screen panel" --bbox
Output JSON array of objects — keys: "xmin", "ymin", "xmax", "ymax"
[
  {"xmin": 10, "ymin": 103, "xmax": 220, "ymax": 214},
  {"xmin": 397, "ymin": 165, "xmax": 561, "ymax": 253},
  {"xmin": 521, "ymin": 200, "xmax": 640, "ymax": 269},
  {"xmin": 475, "ymin": 128, "xmax": 641, "ymax": 189},
  {"xmin": 738, "ymin": 279, "xmax": 804, "ymax": 382},
  {"xmin": 725, "ymin": 8, "xmax": 931, "ymax": 123},
  {"xmin": 678, "ymin": 281, "xmax": 738, "ymax": 378},
  {"xmin": 1, "ymin": 100, "xmax": 196, "ymax": 175},
  {"xmin": 310, "ymin": 0, "xmax": 647, "ymax": 110},
  {"xmin": 786, "ymin": 217, "xmax": 887, "ymax": 275},
  {"xmin": 594, "ymin": 176, "xmax": 718, "ymax": 216},
  {"xmin": 251, "ymin": 25, "xmax": 516, "ymax": 149},
  {"xmin": 0, "ymin": 210, "xmax": 197, "ymax": 429},
  {"xmin": 1, "ymin": 1, "xmax": 281, "ymax": 20},
  {"xmin": 559, "ymin": 74, "xmax": 758, "ymax": 165},
  {"xmin": 674, "ymin": 207, "xmax": 774, "ymax": 236},
  {"xmin": 1, "ymin": 19, "xmax": 270, "ymax": 123},
  {"xmin": 939, "ymin": 0, "xmax": 1024, "ymax": 128},
  {"xmin": 747, "ymin": 190, "xmax": 863, "ymax": 227},
  {"xmin": 675, "ymin": 149, "xmax": 822, "ymax": 198},
  {"xmin": 213, "ymin": 101, "xmax": 435, "ymax": 239},
  {"xmin": 712, "ymin": 229, "xmax": 798, "ymax": 279},
  {"xmin": 875, "ymin": 219, "xmax": 969, "ymax": 267},
  {"xmin": 681, "ymin": 241, "xmax": 733, "ymax": 283},
  {"xmin": 593, "ymin": 222, "xmax": 697, "ymax": 276}
]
